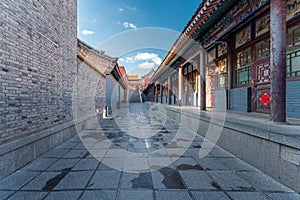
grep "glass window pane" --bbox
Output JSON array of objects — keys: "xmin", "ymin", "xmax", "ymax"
[{"xmin": 292, "ymin": 55, "xmax": 300, "ymax": 72}]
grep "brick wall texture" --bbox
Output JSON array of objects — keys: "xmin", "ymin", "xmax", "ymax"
[
  {"xmin": 215, "ymin": 89, "xmax": 227, "ymax": 110},
  {"xmin": 76, "ymin": 58, "xmax": 106, "ymax": 119},
  {"xmin": 0, "ymin": 0, "xmax": 77, "ymax": 144},
  {"xmin": 287, "ymin": 80, "xmax": 300, "ymax": 118},
  {"xmin": 229, "ymin": 87, "xmax": 251, "ymax": 112}
]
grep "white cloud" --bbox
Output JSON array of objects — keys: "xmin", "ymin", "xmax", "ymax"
[
  {"xmin": 119, "ymin": 58, "xmax": 125, "ymax": 62},
  {"xmin": 134, "ymin": 53, "xmax": 162, "ymax": 65},
  {"xmin": 138, "ymin": 62, "xmax": 156, "ymax": 69},
  {"xmin": 118, "ymin": 8, "xmax": 123, "ymax": 12},
  {"xmin": 81, "ymin": 30, "xmax": 94, "ymax": 35},
  {"xmin": 152, "ymin": 57, "xmax": 162, "ymax": 65},
  {"xmin": 125, "ymin": 57, "xmax": 134, "ymax": 63},
  {"xmin": 122, "ymin": 52, "xmax": 162, "ymax": 69},
  {"xmin": 123, "ymin": 53, "xmax": 162, "ymax": 66},
  {"xmin": 123, "ymin": 22, "xmax": 137, "ymax": 29}
]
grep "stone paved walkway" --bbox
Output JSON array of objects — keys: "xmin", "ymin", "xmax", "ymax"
[{"xmin": 0, "ymin": 103, "xmax": 299, "ymax": 200}]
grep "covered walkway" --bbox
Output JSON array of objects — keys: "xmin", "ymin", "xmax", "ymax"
[{"xmin": 0, "ymin": 103, "xmax": 299, "ymax": 200}]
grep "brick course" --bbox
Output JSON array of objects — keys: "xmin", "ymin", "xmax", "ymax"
[
  {"xmin": 0, "ymin": 0, "xmax": 77, "ymax": 144},
  {"xmin": 287, "ymin": 80, "xmax": 300, "ymax": 118}
]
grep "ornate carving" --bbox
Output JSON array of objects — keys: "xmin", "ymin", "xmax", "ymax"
[
  {"xmin": 203, "ymin": 0, "xmax": 269, "ymax": 48},
  {"xmin": 255, "ymin": 14, "xmax": 270, "ymax": 37},
  {"xmin": 287, "ymin": 0, "xmax": 300, "ymax": 20}
]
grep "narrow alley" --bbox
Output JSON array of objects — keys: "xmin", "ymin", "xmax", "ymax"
[{"xmin": 0, "ymin": 104, "xmax": 299, "ymax": 200}]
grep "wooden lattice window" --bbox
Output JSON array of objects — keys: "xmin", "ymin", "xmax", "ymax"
[{"xmin": 236, "ymin": 48, "xmax": 252, "ymax": 85}]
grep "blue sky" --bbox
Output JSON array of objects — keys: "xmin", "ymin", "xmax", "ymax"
[{"xmin": 78, "ymin": 0, "xmax": 201, "ymax": 76}]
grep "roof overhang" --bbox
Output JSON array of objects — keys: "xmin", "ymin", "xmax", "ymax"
[{"xmin": 150, "ymin": 0, "xmax": 240, "ymax": 83}]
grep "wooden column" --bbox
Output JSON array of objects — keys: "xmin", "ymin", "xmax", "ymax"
[
  {"xmin": 167, "ymin": 75, "xmax": 172, "ymax": 105},
  {"xmin": 154, "ymin": 83, "xmax": 157, "ymax": 103},
  {"xmin": 270, "ymin": 0, "xmax": 286, "ymax": 122},
  {"xmin": 159, "ymin": 83, "xmax": 163, "ymax": 103},
  {"xmin": 200, "ymin": 48, "xmax": 206, "ymax": 110},
  {"xmin": 178, "ymin": 66, "xmax": 183, "ymax": 106},
  {"xmin": 227, "ymin": 38, "xmax": 234, "ymax": 110}
]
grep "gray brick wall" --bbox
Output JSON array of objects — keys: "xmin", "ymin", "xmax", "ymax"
[
  {"xmin": 77, "ymin": 59, "xmax": 106, "ymax": 118},
  {"xmin": 0, "ymin": 0, "xmax": 77, "ymax": 143},
  {"xmin": 229, "ymin": 87, "xmax": 251, "ymax": 112},
  {"xmin": 215, "ymin": 89, "xmax": 227, "ymax": 110},
  {"xmin": 106, "ymin": 75, "xmax": 121, "ymax": 110},
  {"xmin": 287, "ymin": 80, "xmax": 300, "ymax": 118}
]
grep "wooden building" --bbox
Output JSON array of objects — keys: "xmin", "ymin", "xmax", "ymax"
[{"xmin": 144, "ymin": 0, "xmax": 300, "ymax": 121}]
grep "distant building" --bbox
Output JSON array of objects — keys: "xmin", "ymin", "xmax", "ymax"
[
  {"xmin": 141, "ymin": 69, "xmax": 155, "ymax": 90},
  {"xmin": 127, "ymin": 75, "xmax": 143, "ymax": 89},
  {"xmin": 119, "ymin": 66, "xmax": 129, "ymax": 104}
]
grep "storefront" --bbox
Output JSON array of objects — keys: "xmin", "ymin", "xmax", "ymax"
[{"xmin": 146, "ymin": 0, "xmax": 300, "ymax": 119}]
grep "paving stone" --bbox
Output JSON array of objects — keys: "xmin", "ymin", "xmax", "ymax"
[
  {"xmin": 155, "ymin": 190, "xmax": 193, "ymax": 200},
  {"xmin": 21, "ymin": 158, "xmax": 58, "ymax": 171},
  {"xmin": 80, "ymin": 190, "xmax": 117, "ymax": 200},
  {"xmin": 54, "ymin": 171, "xmax": 94, "ymax": 190},
  {"xmin": 73, "ymin": 143, "xmax": 89, "ymax": 150},
  {"xmin": 123, "ymin": 156, "xmax": 149, "ymax": 172},
  {"xmin": 98, "ymin": 158, "xmax": 125, "ymax": 171},
  {"xmin": 167, "ymin": 148, "xmax": 190, "ymax": 158},
  {"xmin": 171, "ymin": 157, "xmax": 199, "ymax": 170},
  {"xmin": 46, "ymin": 159, "xmax": 79, "ymax": 171},
  {"xmin": 0, "ymin": 190, "xmax": 15, "ymax": 199},
  {"xmin": 41, "ymin": 149, "xmax": 70, "ymax": 158},
  {"xmin": 88, "ymin": 170, "xmax": 121, "ymax": 189},
  {"xmin": 179, "ymin": 171, "xmax": 216, "ymax": 190},
  {"xmin": 118, "ymin": 189, "xmax": 153, "ymax": 200},
  {"xmin": 2, "ymin": 104, "xmax": 300, "ymax": 199},
  {"xmin": 68, "ymin": 136, "xmax": 81, "ymax": 143},
  {"xmin": 207, "ymin": 170, "xmax": 256, "ymax": 191},
  {"xmin": 8, "ymin": 191, "xmax": 48, "ymax": 200},
  {"xmin": 91, "ymin": 142, "xmax": 112, "ymax": 150},
  {"xmin": 217, "ymin": 157, "xmax": 257, "ymax": 172},
  {"xmin": 62, "ymin": 149, "xmax": 89, "ymax": 159},
  {"xmin": 209, "ymin": 148, "xmax": 235, "ymax": 158},
  {"xmin": 44, "ymin": 191, "xmax": 82, "ymax": 200},
  {"xmin": 53, "ymin": 141, "xmax": 79, "ymax": 149},
  {"xmin": 72, "ymin": 158, "xmax": 100, "ymax": 171},
  {"xmin": 238, "ymin": 171, "xmax": 294, "ymax": 192},
  {"xmin": 0, "ymin": 170, "xmax": 40, "ymax": 190},
  {"xmin": 187, "ymin": 148, "xmax": 212, "ymax": 158},
  {"xmin": 120, "ymin": 172, "xmax": 153, "ymax": 189},
  {"xmin": 196, "ymin": 157, "xmax": 230, "ymax": 171},
  {"xmin": 22, "ymin": 172, "xmax": 61, "ymax": 191},
  {"xmin": 106, "ymin": 149, "xmax": 131, "ymax": 158},
  {"xmin": 227, "ymin": 191, "xmax": 269, "ymax": 200},
  {"xmin": 148, "ymin": 157, "xmax": 173, "ymax": 170},
  {"xmin": 191, "ymin": 191, "xmax": 230, "ymax": 200},
  {"xmin": 266, "ymin": 192, "xmax": 300, "ymax": 200},
  {"xmin": 151, "ymin": 168, "xmax": 186, "ymax": 189},
  {"xmin": 87, "ymin": 149, "xmax": 108, "ymax": 160}
]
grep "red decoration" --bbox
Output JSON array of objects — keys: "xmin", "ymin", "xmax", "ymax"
[{"xmin": 258, "ymin": 92, "xmax": 271, "ymax": 106}]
